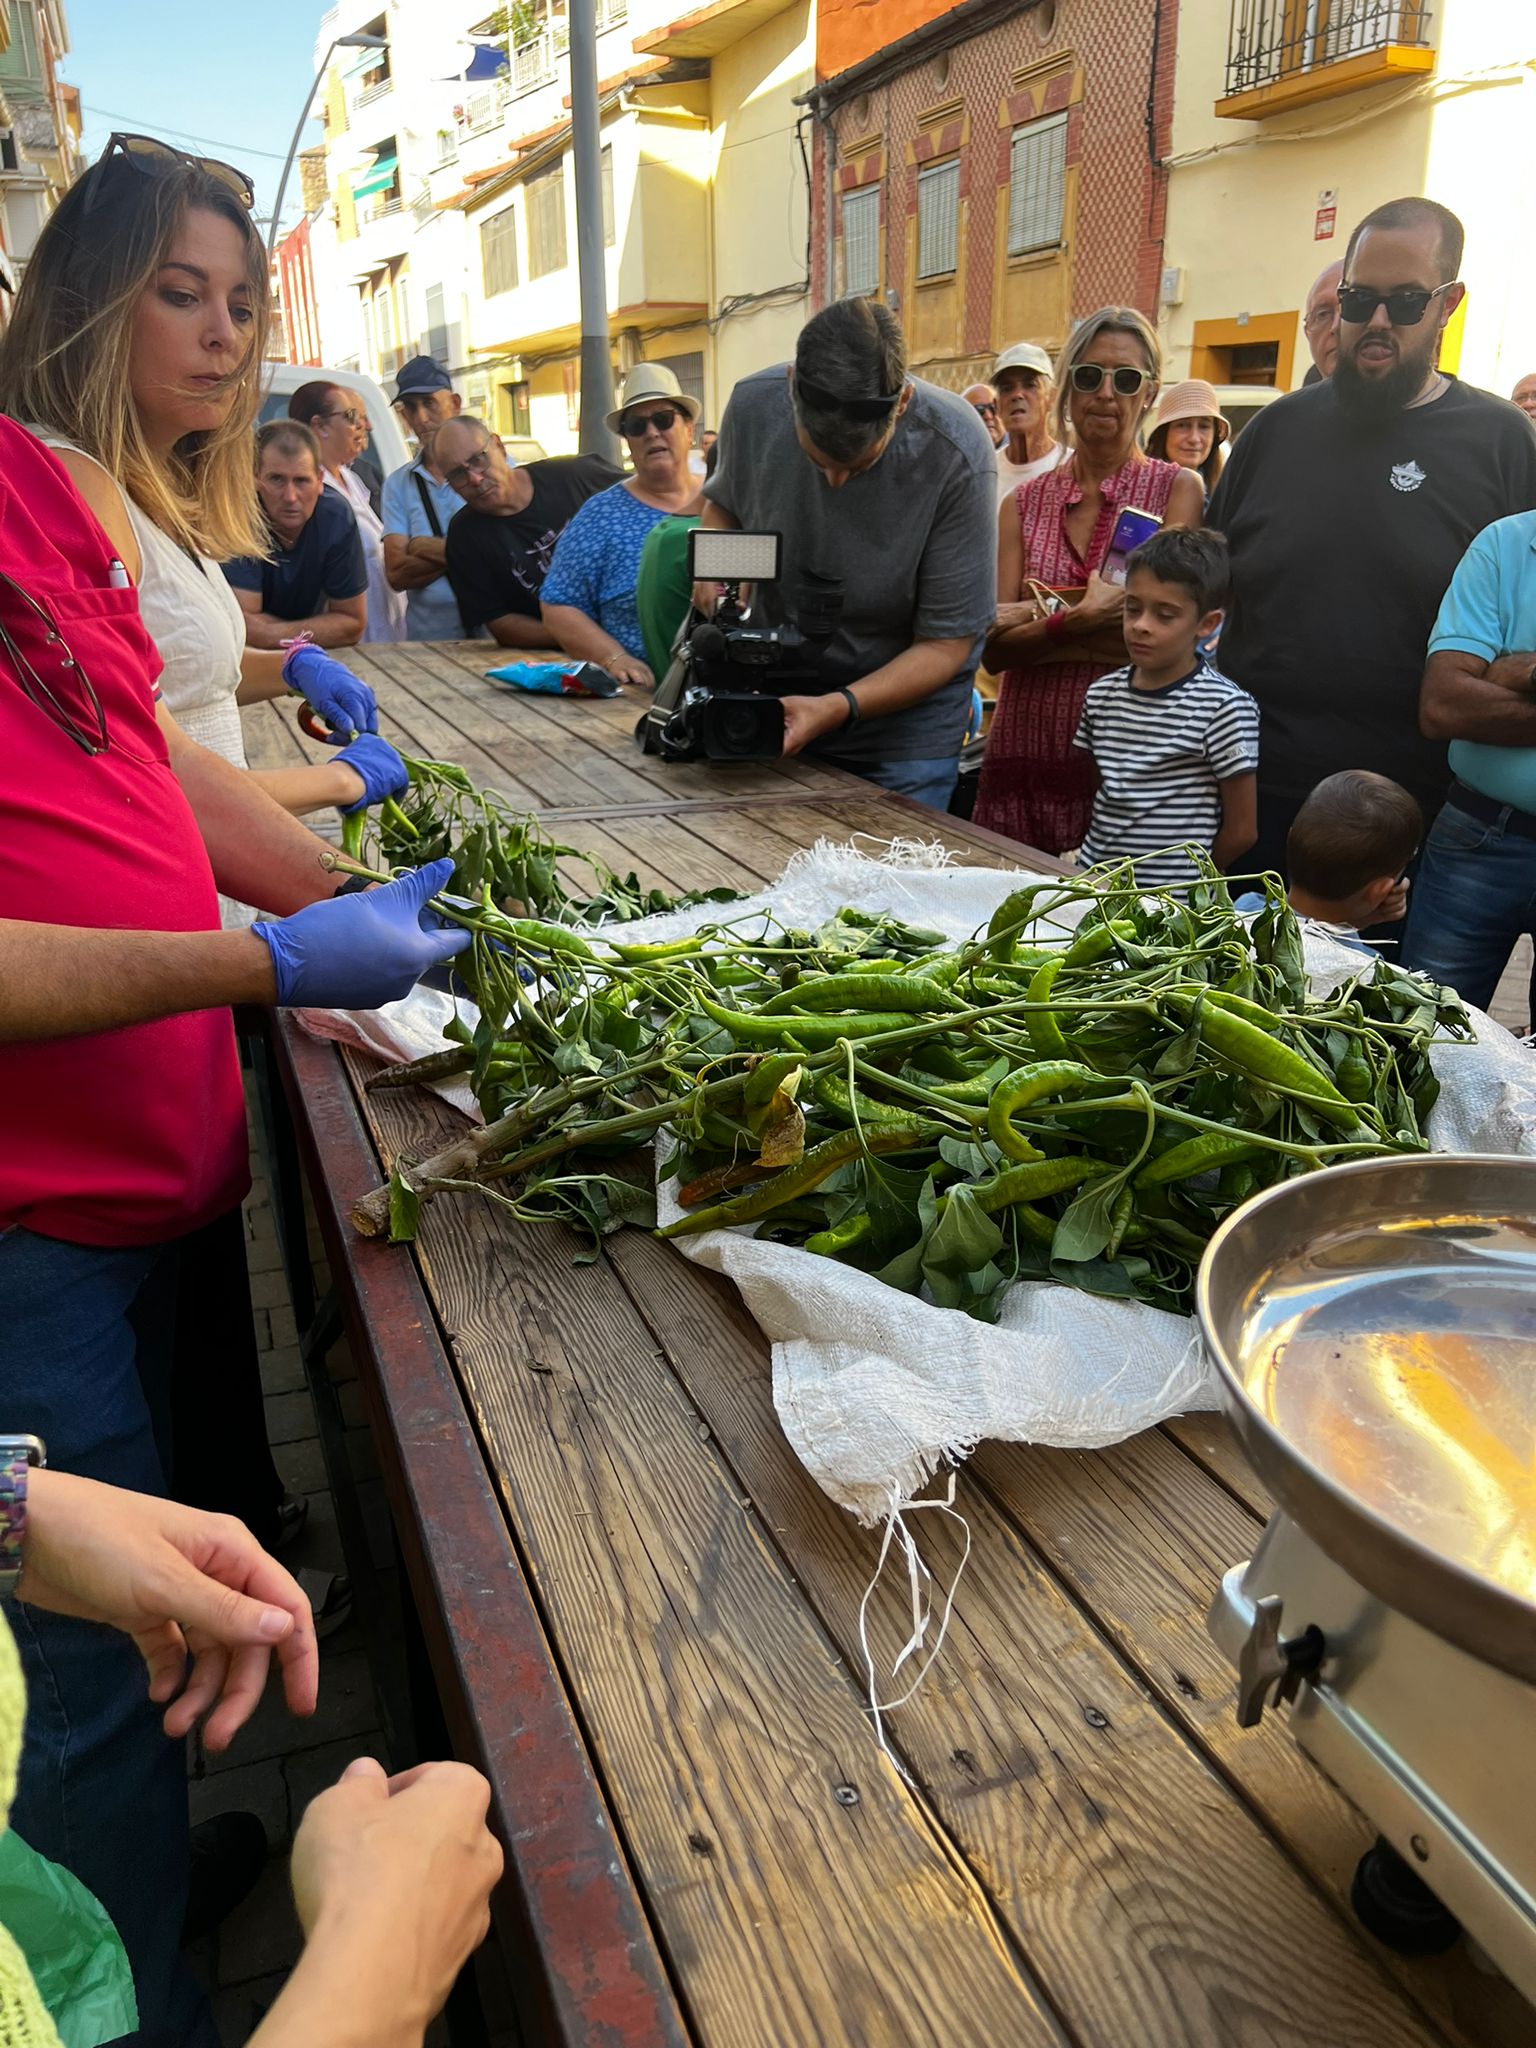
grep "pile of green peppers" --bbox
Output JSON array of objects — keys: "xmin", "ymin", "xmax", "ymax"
[{"xmin": 378, "ymin": 855, "xmax": 1470, "ymax": 1324}]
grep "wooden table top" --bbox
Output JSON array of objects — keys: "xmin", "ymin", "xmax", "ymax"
[{"xmin": 248, "ymin": 646, "xmax": 1521, "ymax": 2048}]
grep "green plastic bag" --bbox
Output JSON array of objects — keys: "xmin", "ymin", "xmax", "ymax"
[{"xmin": 0, "ymin": 1828, "xmax": 136, "ymax": 2048}]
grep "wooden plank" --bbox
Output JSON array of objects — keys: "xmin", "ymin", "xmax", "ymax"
[
  {"xmin": 240, "ymin": 699, "xmax": 309, "ymax": 772},
  {"xmin": 603, "ymin": 1232, "xmax": 1470, "ymax": 2048},
  {"xmin": 275, "ymin": 1027, "xmax": 692, "ymax": 2048},
  {"xmin": 390, "ymin": 643, "xmax": 676, "ymax": 812},
  {"xmin": 354, "ymin": 1079, "xmax": 1064, "ymax": 2048},
  {"xmin": 1160, "ymin": 1413, "xmax": 1275, "ymax": 1520},
  {"xmin": 971, "ymin": 1431, "xmax": 1521, "ymax": 2048}
]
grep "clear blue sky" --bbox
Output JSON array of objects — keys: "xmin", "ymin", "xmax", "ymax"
[{"xmin": 66, "ymin": 0, "xmax": 329, "ymax": 235}]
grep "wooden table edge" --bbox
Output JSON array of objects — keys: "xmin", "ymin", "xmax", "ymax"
[{"xmin": 273, "ymin": 1015, "xmax": 693, "ymax": 2048}]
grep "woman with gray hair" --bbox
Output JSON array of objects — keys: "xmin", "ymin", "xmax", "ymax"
[{"xmin": 977, "ymin": 306, "xmax": 1203, "ymax": 852}]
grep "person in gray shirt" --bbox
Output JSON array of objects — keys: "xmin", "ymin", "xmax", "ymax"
[{"xmin": 703, "ymin": 298, "xmax": 997, "ymax": 809}]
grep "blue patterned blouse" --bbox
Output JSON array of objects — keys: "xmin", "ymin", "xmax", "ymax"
[{"xmin": 539, "ymin": 481, "xmax": 670, "ymax": 663}]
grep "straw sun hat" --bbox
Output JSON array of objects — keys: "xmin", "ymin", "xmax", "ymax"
[
  {"xmin": 1152, "ymin": 379, "xmax": 1230, "ymax": 444},
  {"xmin": 604, "ymin": 363, "xmax": 702, "ymax": 435}
]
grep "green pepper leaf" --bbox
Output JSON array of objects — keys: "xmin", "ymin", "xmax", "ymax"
[
  {"xmin": 1052, "ymin": 1172, "xmax": 1127, "ymax": 1265},
  {"xmin": 387, "ymin": 1164, "xmax": 420, "ymax": 1244},
  {"xmin": 920, "ymin": 1185, "xmax": 1005, "ymax": 1304}
]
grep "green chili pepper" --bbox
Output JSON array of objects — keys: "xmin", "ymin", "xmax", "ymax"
[
  {"xmin": 987, "ymin": 1061, "xmax": 1103, "ymax": 1162},
  {"xmin": 804, "ymin": 1212, "xmax": 874, "ymax": 1260},
  {"xmin": 812, "ymin": 1071, "xmax": 935, "ymax": 1125},
  {"xmin": 1025, "ymin": 954, "xmax": 1072, "ymax": 1061},
  {"xmin": 1178, "ymin": 995, "xmax": 1356, "ymax": 1122},
  {"xmin": 984, "ymin": 885, "xmax": 1054, "ymax": 963},
  {"xmin": 1063, "ymin": 918, "xmax": 1137, "ymax": 967},
  {"xmin": 1136, "ymin": 1131, "xmax": 1259, "ymax": 1187},
  {"xmin": 754, "ymin": 973, "xmax": 961, "ymax": 1016},
  {"xmin": 967, "ymin": 1154, "xmax": 1114, "ymax": 1216},
  {"xmin": 1106, "ymin": 1185, "xmax": 1135, "ymax": 1259},
  {"xmin": 658, "ymin": 1120, "xmax": 938, "ymax": 1237},
  {"xmin": 697, "ymin": 992, "xmax": 914, "ymax": 1047}
]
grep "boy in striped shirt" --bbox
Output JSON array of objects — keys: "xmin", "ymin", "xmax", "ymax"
[{"xmin": 1073, "ymin": 527, "xmax": 1258, "ymax": 887}]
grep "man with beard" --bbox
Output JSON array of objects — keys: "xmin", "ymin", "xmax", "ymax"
[{"xmin": 1210, "ymin": 197, "xmax": 1536, "ymax": 873}]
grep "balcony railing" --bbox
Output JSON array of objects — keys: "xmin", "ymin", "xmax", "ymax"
[
  {"xmin": 352, "ymin": 75, "xmax": 393, "ymax": 111},
  {"xmin": 1224, "ymin": 1, "xmax": 1433, "ymax": 101},
  {"xmin": 458, "ymin": 79, "xmax": 510, "ymax": 137},
  {"xmin": 357, "ymin": 191, "xmax": 403, "ymax": 227},
  {"xmin": 512, "ymin": 24, "xmax": 568, "ymax": 96}
]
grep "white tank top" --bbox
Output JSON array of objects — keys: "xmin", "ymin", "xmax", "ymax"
[{"xmin": 33, "ymin": 431, "xmax": 255, "ymax": 925}]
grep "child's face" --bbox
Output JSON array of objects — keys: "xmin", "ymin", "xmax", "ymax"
[{"xmin": 1123, "ymin": 571, "xmax": 1221, "ymax": 675}]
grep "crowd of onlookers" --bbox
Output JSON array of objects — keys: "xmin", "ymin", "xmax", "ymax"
[{"xmin": 5, "ymin": 128, "xmax": 1536, "ymax": 2048}]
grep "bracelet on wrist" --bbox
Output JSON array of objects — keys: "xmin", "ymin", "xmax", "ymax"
[
  {"xmin": 0, "ymin": 1436, "xmax": 47, "ymax": 1599},
  {"xmin": 838, "ymin": 686, "xmax": 861, "ymax": 726}
]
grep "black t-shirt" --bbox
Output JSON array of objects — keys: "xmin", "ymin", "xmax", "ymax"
[
  {"xmin": 444, "ymin": 456, "xmax": 622, "ymax": 633},
  {"xmin": 222, "ymin": 490, "xmax": 367, "ymax": 620},
  {"xmin": 1208, "ymin": 377, "xmax": 1536, "ymax": 816}
]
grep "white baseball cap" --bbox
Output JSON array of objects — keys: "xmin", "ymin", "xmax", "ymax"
[{"xmin": 992, "ymin": 341, "xmax": 1055, "ymax": 381}]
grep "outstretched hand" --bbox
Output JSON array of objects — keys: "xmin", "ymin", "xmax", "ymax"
[{"xmin": 18, "ymin": 1469, "xmax": 318, "ymax": 1751}]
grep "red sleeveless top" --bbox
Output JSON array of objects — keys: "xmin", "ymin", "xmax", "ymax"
[{"xmin": 0, "ymin": 419, "xmax": 247, "ymax": 1245}]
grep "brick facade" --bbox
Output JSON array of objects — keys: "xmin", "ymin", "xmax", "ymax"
[{"xmin": 812, "ymin": 0, "xmax": 1177, "ymax": 391}]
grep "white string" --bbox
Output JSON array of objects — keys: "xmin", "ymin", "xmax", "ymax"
[{"xmin": 856, "ymin": 1471, "xmax": 974, "ymax": 1779}]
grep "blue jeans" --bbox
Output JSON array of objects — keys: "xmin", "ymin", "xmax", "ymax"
[
  {"xmin": 849, "ymin": 755, "xmax": 962, "ymax": 812},
  {"xmin": 0, "ymin": 1227, "xmax": 217, "ymax": 2048},
  {"xmin": 1401, "ymin": 797, "xmax": 1536, "ymax": 1021}
]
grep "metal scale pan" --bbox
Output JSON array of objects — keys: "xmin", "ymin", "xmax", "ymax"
[{"xmin": 1196, "ymin": 1154, "xmax": 1536, "ymax": 2003}]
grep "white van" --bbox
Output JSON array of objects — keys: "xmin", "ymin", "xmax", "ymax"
[{"xmin": 256, "ymin": 363, "xmax": 409, "ymax": 506}]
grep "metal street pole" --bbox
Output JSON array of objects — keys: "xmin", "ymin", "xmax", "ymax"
[
  {"xmin": 568, "ymin": 0, "xmax": 619, "ymax": 461},
  {"xmin": 266, "ymin": 33, "xmax": 387, "ymax": 258}
]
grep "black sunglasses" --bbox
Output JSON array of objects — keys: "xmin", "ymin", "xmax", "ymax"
[
  {"xmin": 1069, "ymin": 363, "xmax": 1154, "ymax": 397},
  {"xmin": 621, "ymin": 407, "xmax": 682, "ymax": 437},
  {"xmin": 1337, "ymin": 281, "xmax": 1455, "ymax": 327},
  {"xmin": 0, "ymin": 572, "xmax": 108, "ymax": 756},
  {"xmin": 794, "ymin": 373, "xmax": 904, "ymax": 422},
  {"xmin": 971, "ymin": 400, "xmax": 999, "ymax": 416},
  {"xmin": 323, "ymin": 406, "xmax": 366, "ymax": 427},
  {"xmin": 84, "ymin": 132, "xmax": 256, "ymax": 216}
]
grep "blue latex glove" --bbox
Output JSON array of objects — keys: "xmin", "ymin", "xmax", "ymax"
[
  {"xmin": 333, "ymin": 732, "xmax": 408, "ymax": 813},
  {"xmin": 253, "ymin": 859, "xmax": 470, "ymax": 1010},
  {"xmin": 283, "ymin": 644, "xmax": 378, "ymax": 735}
]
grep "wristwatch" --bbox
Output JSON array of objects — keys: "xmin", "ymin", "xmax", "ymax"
[{"xmin": 0, "ymin": 1435, "xmax": 46, "ymax": 1600}]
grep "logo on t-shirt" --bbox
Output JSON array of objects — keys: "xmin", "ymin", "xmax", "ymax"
[{"xmin": 1390, "ymin": 459, "xmax": 1427, "ymax": 493}]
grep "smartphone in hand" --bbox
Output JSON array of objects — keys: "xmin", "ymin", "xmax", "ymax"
[{"xmin": 1100, "ymin": 508, "xmax": 1163, "ymax": 586}]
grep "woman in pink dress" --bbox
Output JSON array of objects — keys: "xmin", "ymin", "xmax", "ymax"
[{"xmin": 975, "ymin": 307, "xmax": 1204, "ymax": 854}]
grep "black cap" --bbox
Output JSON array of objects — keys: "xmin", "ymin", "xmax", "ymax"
[{"xmin": 394, "ymin": 355, "xmax": 453, "ymax": 400}]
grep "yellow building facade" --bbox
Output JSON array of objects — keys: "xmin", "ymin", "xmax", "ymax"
[{"xmin": 1160, "ymin": 0, "xmax": 1536, "ymax": 397}]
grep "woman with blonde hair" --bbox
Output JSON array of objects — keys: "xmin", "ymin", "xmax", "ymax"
[
  {"xmin": 0, "ymin": 134, "xmax": 405, "ymax": 836},
  {"xmin": 977, "ymin": 305, "xmax": 1203, "ymax": 852}
]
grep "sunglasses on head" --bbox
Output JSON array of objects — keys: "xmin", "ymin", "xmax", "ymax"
[
  {"xmin": 794, "ymin": 373, "xmax": 904, "ymax": 422},
  {"xmin": 1069, "ymin": 363, "xmax": 1154, "ymax": 397},
  {"xmin": 1336, "ymin": 281, "xmax": 1456, "ymax": 327},
  {"xmin": 85, "ymin": 132, "xmax": 256, "ymax": 217}
]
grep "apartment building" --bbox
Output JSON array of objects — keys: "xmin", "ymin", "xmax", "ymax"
[
  {"xmin": 296, "ymin": 0, "xmax": 811, "ymax": 451},
  {"xmin": 0, "ymin": 0, "xmax": 81, "ymax": 305},
  {"xmin": 1160, "ymin": 0, "xmax": 1536, "ymax": 394},
  {"xmin": 807, "ymin": 0, "xmax": 1175, "ymax": 392}
]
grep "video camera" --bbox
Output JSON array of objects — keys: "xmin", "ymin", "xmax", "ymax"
[{"xmin": 639, "ymin": 529, "xmax": 843, "ymax": 763}]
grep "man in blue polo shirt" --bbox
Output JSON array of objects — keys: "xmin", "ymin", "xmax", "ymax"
[
  {"xmin": 224, "ymin": 421, "xmax": 367, "ymax": 648},
  {"xmin": 380, "ymin": 355, "xmax": 472, "ymax": 640},
  {"xmin": 1403, "ymin": 509, "xmax": 1536, "ymax": 1018}
]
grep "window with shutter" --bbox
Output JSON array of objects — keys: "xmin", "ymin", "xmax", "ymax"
[
  {"xmin": 480, "ymin": 208, "xmax": 518, "ymax": 298},
  {"xmin": 601, "ymin": 144, "xmax": 615, "ymax": 247},
  {"xmin": 840, "ymin": 186, "xmax": 878, "ymax": 297},
  {"xmin": 1007, "ymin": 111, "xmax": 1068, "ymax": 258},
  {"xmin": 527, "ymin": 164, "xmax": 567, "ymax": 278},
  {"xmin": 916, "ymin": 159, "xmax": 959, "ymax": 281},
  {"xmin": 425, "ymin": 284, "xmax": 448, "ymax": 363}
]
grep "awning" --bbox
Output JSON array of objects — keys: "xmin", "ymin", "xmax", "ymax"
[
  {"xmin": 352, "ymin": 153, "xmax": 399, "ymax": 198},
  {"xmin": 342, "ymin": 44, "xmax": 387, "ymax": 78},
  {"xmin": 462, "ymin": 42, "xmax": 508, "ymax": 81}
]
